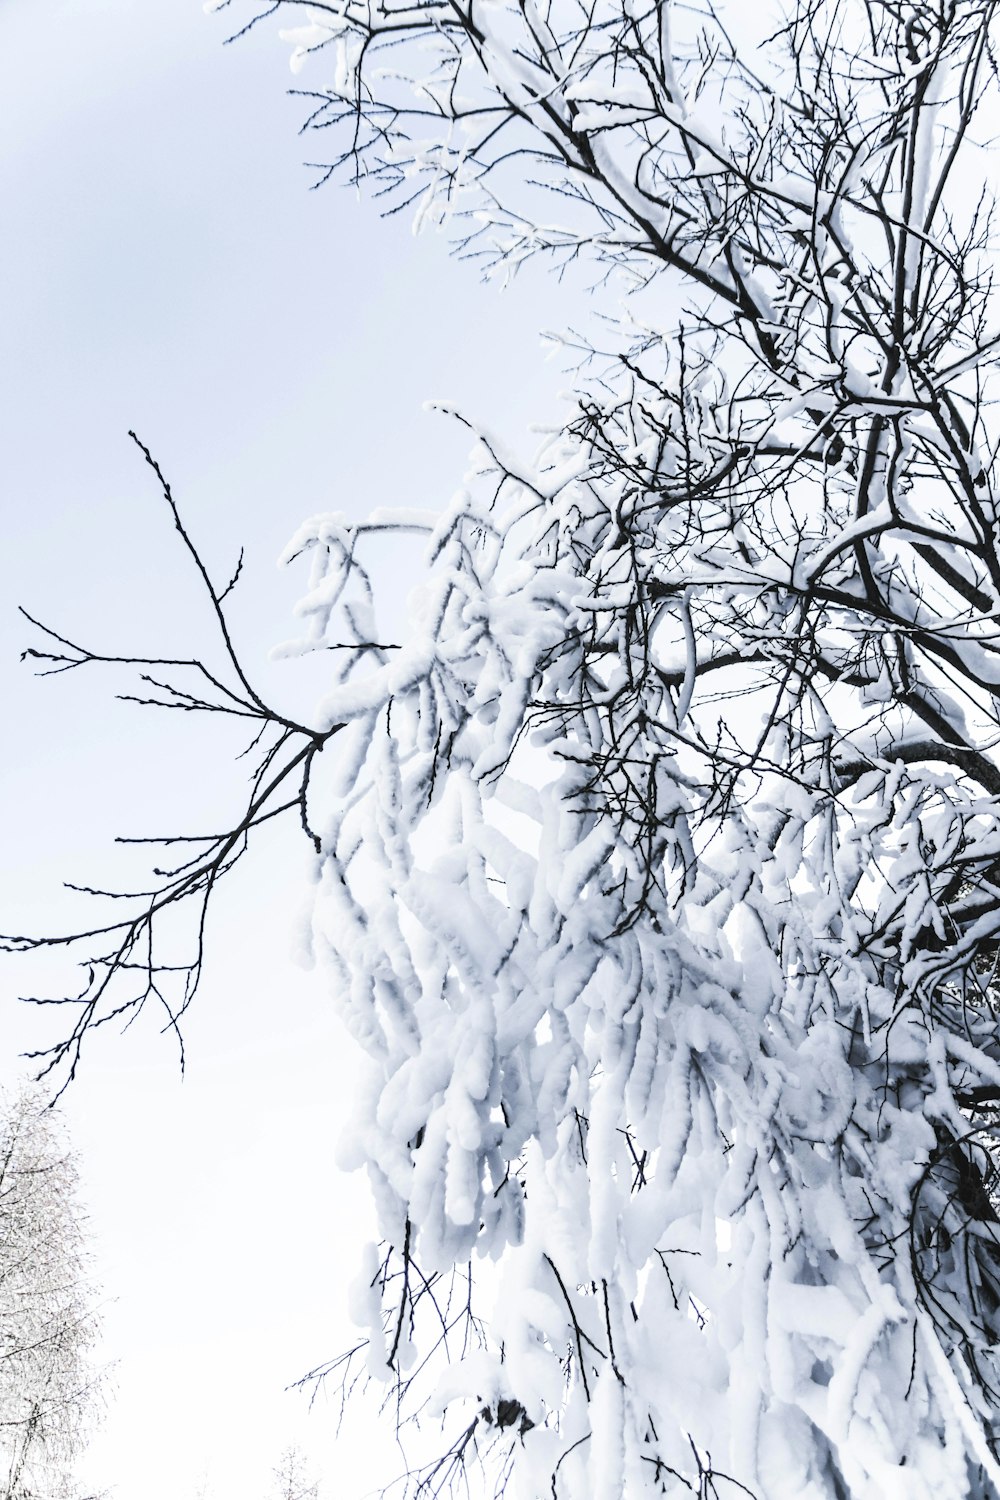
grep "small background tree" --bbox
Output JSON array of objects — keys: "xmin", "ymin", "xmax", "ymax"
[
  {"xmin": 268, "ymin": 1445, "xmax": 319, "ymax": 1500},
  {"xmin": 0, "ymin": 1090, "xmax": 104, "ymax": 1500}
]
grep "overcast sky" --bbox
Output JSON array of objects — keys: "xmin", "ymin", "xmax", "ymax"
[{"xmin": 0, "ymin": 2, "xmax": 588, "ymax": 1496}]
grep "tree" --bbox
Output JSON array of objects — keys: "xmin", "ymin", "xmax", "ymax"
[
  {"xmin": 0, "ymin": 1090, "xmax": 104, "ymax": 1500},
  {"xmin": 9, "ymin": 0, "xmax": 1000, "ymax": 1495},
  {"xmin": 268, "ymin": 1445, "xmax": 320, "ymax": 1500}
]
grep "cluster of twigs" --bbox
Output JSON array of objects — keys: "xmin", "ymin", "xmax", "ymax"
[{"xmin": 3, "ymin": 434, "xmax": 341, "ymax": 1094}]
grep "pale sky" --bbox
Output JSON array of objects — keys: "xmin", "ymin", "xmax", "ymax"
[{"xmin": 0, "ymin": 2, "xmax": 585, "ymax": 1496}]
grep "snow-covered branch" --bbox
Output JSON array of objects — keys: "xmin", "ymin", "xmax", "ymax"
[{"xmin": 17, "ymin": 1, "xmax": 1000, "ymax": 1496}]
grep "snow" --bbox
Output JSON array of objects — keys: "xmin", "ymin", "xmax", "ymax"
[{"xmin": 186, "ymin": 0, "xmax": 1000, "ymax": 1494}]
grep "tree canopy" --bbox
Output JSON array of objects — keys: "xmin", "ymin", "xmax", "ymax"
[{"xmin": 11, "ymin": 0, "xmax": 1000, "ymax": 1496}]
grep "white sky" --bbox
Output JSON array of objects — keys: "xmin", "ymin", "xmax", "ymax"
[{"xmin": 0, "ymin": 2, "xmax": 588, "ymax": 1495}]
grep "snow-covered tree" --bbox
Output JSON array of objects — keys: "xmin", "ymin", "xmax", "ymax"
[
  {"xmin": 0, "ymin": 1091, "xmax": 104, "ymax": 1500},
  {"xmin": 267, "ymin": 1445, "xmax": 319, "ymax": 1500},
  {"xmin": 10, "ymin": 0, "xmax": 1000, "ymax": 1495}
]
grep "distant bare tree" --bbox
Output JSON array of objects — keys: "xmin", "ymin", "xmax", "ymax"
[
  {"xmin": 0, "ymin": 1091, "xmax": 104, "ymax": 1500},
  {"xmin": 268, "ymin": 1445, "xmax": 319, "ymax": 1500}
]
